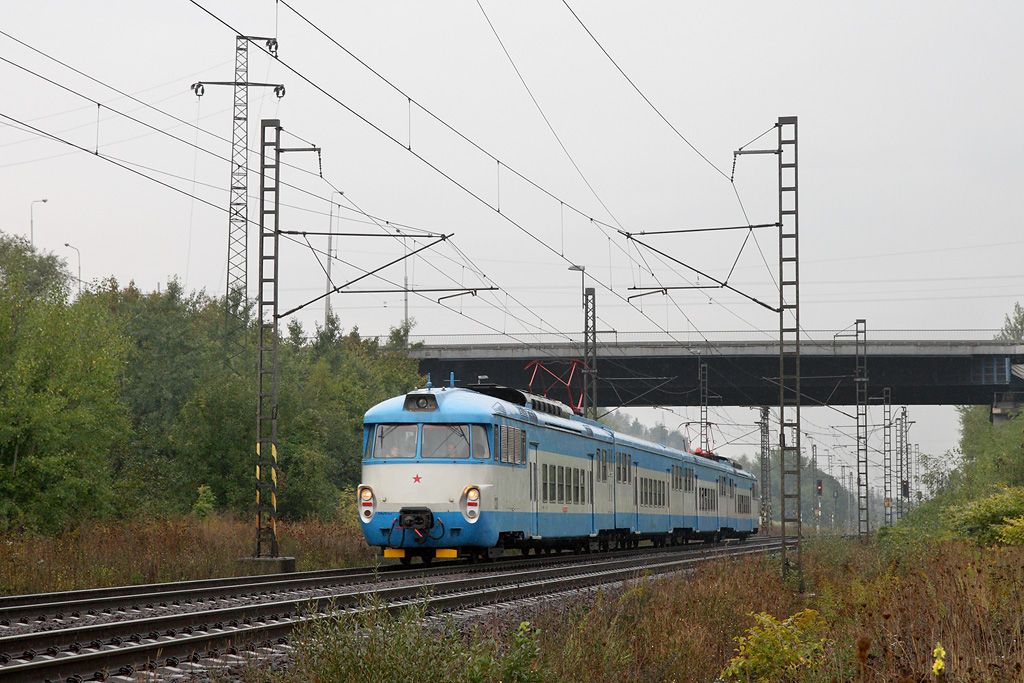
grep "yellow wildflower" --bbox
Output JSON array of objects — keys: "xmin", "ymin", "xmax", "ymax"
[{"xmin": 932, "ymin": 642, "xmax": 946, "ymax": 677}]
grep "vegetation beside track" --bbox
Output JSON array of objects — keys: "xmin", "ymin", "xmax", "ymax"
[
  {"xmin": 233, "ymin": 537, "xmax": 1022, "ymax": 683},
  {"xmin": 0, "ymin": 233, "xmax": 421, "ymax": 533},
  {"xmin": 0, "ymin": 511, "xmax": 374, "ymax": 594}
]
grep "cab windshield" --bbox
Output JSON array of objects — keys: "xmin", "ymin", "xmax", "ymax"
[
  {"xmin": 374, "ymin": 424, "xmax": 417, "ymax": 458},
  {"xmin": 422, "ymin": 424, "xmax": 471, "ymax": 458},
  {"xmin": 367, "ymin": 423, "xmax": 491, "ymax": 460}
]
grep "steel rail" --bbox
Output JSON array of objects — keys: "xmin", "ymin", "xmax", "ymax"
[
  {"xmin": 0, "ymin": 536, "xmax": 754, "ymax": 623},
  {"xmin": 0, "ymin": 540, "xmax": 782, "ymax": 681}
]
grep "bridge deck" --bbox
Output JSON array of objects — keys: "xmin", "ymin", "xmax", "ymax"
[{"xmin": 411, "ymin": 338, "xmax": 1024, "ymax": 407}]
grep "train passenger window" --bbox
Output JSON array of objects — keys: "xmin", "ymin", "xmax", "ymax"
[
  {"xmin": 471, "ymin": 425, "xmax": 490, "ymax": 459},
  {"xmin": 422, "ymin": 424, "xmax": 471, "ymax": 459},
  {"xmin": 375, "ymin": 424, "xmax": 418, "ymax": 458},
  {"xmin": 588, "ymin": 471, "xmax": 593, "ymax": 502},
  {"xmin": 557, "ymin": 466, "xmax": 565, "ymax": 503},
  {"xmin": 628, "ymin": 456, "xmax": 633, "ymax": 483},
  {"xmin": 542, "ymin": 464, "xmax": 548, "ymax": 503},
  {"xmin": 601, "ymin": 450, "xmax": 608, "ymax": 481},
  {"xmin": 573, "ymin": 469, "xmax": 580, "ymax": 504},
  {"xmin": 549, "ymin": 465, "xmax": 556, "ymax": 502},
  {"xmin": 582, "ymin": 471, "xmax": 587, "ymax": 504}
]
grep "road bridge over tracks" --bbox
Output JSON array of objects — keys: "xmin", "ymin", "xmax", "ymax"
[{"xmin": 409, "ymin": 330, "xmax": 1024, "ymax": 408}]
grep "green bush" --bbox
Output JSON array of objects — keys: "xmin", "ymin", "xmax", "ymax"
[
  {"xmin": 719, "ymin": 608, "xmax": 827, "ymax": 682},
  {"xmin": 191, "ymin": 485, "xmax": 216, "ymax": 518},
  {"xmin": 269, "ymin": 599, "xmax": 543, "ymax": 683},
  {"xmin": 946, "ymin": 486, "xmax": 1024, "ymax": 545},
  {"xmin": 997, "ymin": 515, "xmax": 1024, "ymax": 546}
]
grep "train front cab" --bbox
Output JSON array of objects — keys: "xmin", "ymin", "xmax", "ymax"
[{"xmin": 359, "ymin": 391, "xmax": 509, "ymax": 564}]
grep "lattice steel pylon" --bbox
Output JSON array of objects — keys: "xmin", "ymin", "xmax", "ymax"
[
  {"xmin": 581, "ymin": 287, "xmax": 597, "ymax": 419},
  {"xmin": 777, "ymin": 116, "xmax": 802, "ymax": 583},
  {"xmin": 883, "ymin": 387, "xmax": 893, "ymax": 526},
  {"xmin": 225, "ymin": 36, "xmax": 250, "ymax": 357},
  {"xmin": 191, "ymin": 36, "xmax": 283, "ymax": 373},
  {"xmin": 699, "ymin": 362, "xmax": 709, "ymax": 451},
  {"xmin": 759, "ymin": 406, "xmax": 772, "ymax": 535},
  {"xmin": 855, "ymin": 319, "xmax": 869, "ymax": 539},
  {"xmin": 255, "ymin": 119, "xmax": 282, "ymax": 558}
]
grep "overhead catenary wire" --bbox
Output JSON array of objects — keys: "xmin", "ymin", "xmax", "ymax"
[
  {"xmin": 4, "ymin": 108, "xmax": 580, "ymax": 362},
  {"xmin": 191, "ymin": 0, "xmax": 835, "ymax": 418}
]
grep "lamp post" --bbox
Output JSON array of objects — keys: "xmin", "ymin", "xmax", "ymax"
[
  {"xmin": 326, "ymin": 190, "xmax": 343, "ymax": 328},
  {"xmin": 64, "ymin": 242, "xmax": 81, "ymax": 295},
  {"xmin": 30, "ymin": 198, "xmax": 48, "ymax": 246}
]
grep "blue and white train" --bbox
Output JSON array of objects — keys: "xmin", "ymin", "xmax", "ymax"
[{"xmin": 358, "ymin": 381, "xmax": 759, "ymax": 564}]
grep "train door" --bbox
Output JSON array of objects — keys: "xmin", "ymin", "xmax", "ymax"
[
  {"xmin": 633, "ymin": 461, "xmax": 640, "ymax": 530},
  {"xmin": 529, "ymin": 443, "xmax": 539, "ymax": 537},
  {"xmin": 588, "ymin": 452, "xmax": 596, "ymax": 534}
]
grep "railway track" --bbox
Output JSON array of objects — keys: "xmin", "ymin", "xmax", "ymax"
[{"xmin": 0, "ymin": 537, "xmax": 783, "ymax": 682}]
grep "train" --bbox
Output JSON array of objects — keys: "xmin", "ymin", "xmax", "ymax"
[{"xmin": 357, "ymin": 379, "xmax": 760, "ymax": 564}]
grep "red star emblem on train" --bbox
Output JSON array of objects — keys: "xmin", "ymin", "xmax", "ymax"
[{"xmin": 412, "ymin": 473, "xmax": 422, "ymax": 483}]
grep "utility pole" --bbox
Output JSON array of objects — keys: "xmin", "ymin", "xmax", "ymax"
[
  {"xmin": 759, "ymin": 407, "xmax": 772, "ymax": 535},
  {"xmin": 253, "ymin": 119, "xmax": 319, "ymax": 562},
  {"xmin": 734, "ymin": 115, "xmax": 801, "ymax": 581},
  {"xmin": 192, "ymin": 36, "xmax": 284, "ymax": 373},
  {"xmin": 777, "ymin": 116, "xmax": 802, "ymax": 581},
  {"xmin": 811, "ymin": 442, "xmax": 820, "ymax": 533},
  {"xmin": 917, "ymin": 444, "xmax": 925, "ymax": 507},
  {"xmin": 883, "ymin": 387, "xmax": 893, "ymax": 526},
  {"xmin": 699, "ymin": 362, "xmax": 710, "ymax": 451},
  {"xmin": 583, "ymin": 286, "xmax": 597, "ymax": 419},
  {"xmin": 854, "ymin": 319, "xmax": 869, "ymax": 539}
]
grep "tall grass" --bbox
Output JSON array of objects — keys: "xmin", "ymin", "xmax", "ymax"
[
  {"xmin": 251, "ymin": 538, "xmax": 1024, "ymax": 682},
  {"xmin": 0, "ymin": 514, "xmax": 374, "ymax": 595}
]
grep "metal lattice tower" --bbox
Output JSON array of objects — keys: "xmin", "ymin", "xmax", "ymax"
[
  {"xmin": 699, "ymin": 362, "xmax": 710, "ymax": 451},
  {"xmin": 582, "ymin": 287, "xmax": 597, "ymax": 419},
  {"xmin": 191, "ymin": 36, "xmax": 282, "ymax": 373},
  {"xmin": 225, "ymin": 36, "xmax": 250, "ymax": 360},
  {"xmin": 777, "ymin": 116, "xmax": 802, "ymax": 582},
  {"xmin": 855, "ymin": 319, "xmax": 869, "ymax": 539},
  {"xmin": 883, "ymin": 387, "xmax": 893, "ymax": 526},
  {"xmin": 255, "ymin": 119, "xmax": 282, "ymax": 558},
  {"xmin": 759, "ymin": 406, "xmax": 771, "ymax": 535}
]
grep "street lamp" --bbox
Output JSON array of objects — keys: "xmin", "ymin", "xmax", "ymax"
[
  {"xmin": 30, "ymin": 198, "xmax": 48, "ymax": 246},
  {"xmin": 567, "ymin": 264, "xmax": 585, "ymax": 331},
  {"xmin": 64, "ymin": 242, "xmax": 81, "ymax": 296}
]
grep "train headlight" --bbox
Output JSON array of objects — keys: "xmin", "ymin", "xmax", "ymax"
[
  {"xmin": 460, "ymin": 486, "xmax": 481, "ymax": 523},
  {"xmin": 357, "ymin": 485, "xmax": 375, "ymax": 523}
]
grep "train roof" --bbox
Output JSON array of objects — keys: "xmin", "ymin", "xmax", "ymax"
[{"xmin": 364, "ymin": 385, "xmax": 754, "ymax": 480}]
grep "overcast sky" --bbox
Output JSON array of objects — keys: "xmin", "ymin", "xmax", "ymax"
[{"xmin": 3, "ymin": 1, "xmax": 1022, "ymax": 484}]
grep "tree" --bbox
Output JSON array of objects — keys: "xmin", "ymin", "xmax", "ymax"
[
  {"xmin": 997, "ymin": 302, "xmax": 1024, "ymax": 343},
  {"xmin": 0, "ymin": 233, "xmax": 130, "ymax": 530}
]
